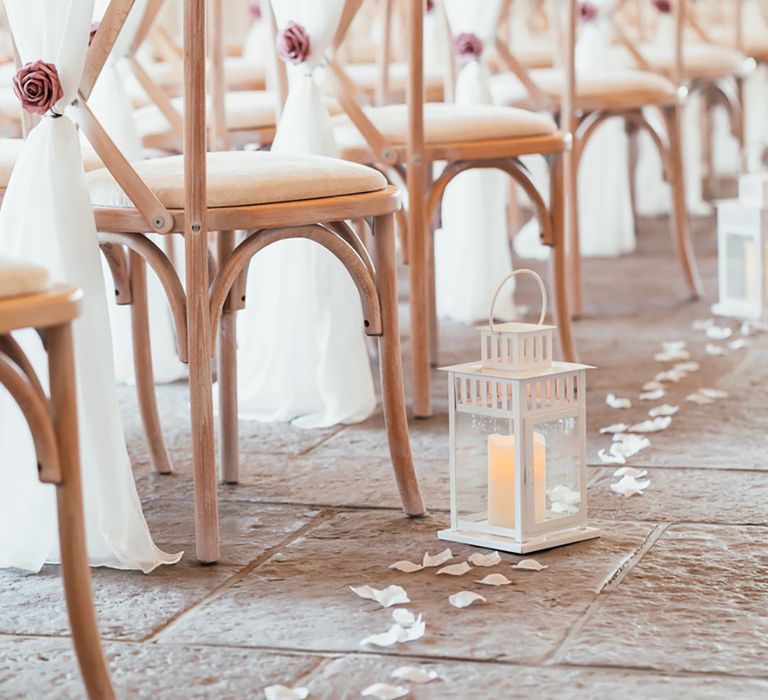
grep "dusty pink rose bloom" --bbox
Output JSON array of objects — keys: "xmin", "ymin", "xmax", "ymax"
[
  {"xmin": 426, "ymin": 0, "xmax": 435, "ymax": 12},
  {"xmin": 89, "ymin": 21, "xmax": 101, "ymax": 46},
  {"xmin": 454, "ymin": 32, "xmax": 483, "ymax": 60},
  {"xmin": 248, "ymin": 1, "xmax": 261, "ymax": 20},
  {"xmin": 579, "ymin": 1, "xmax": 599, "ymax": 21},
  {"xmin": 13, "ymin": 60, "xmax": 64, "ymax": 116},
  {"xmin": 276, "ymin": 21, "xmax": 311, "ymax": 65},
  {"xmin": 652, "ymin": 0, "xmax": 672, "ymax": 12}
]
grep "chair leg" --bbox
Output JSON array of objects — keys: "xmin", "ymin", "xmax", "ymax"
[
  {"xmin": 129, "ymin": 251, "xmax": 173, "ymax": 475},
  {"xmin": 664, "ymin": 105, "xmax": 705, "ymax": 301},
  {"xmin": 47, "ymin": 323, "xmax": 115, "ymax": 700},
  {"xmin": 626, "ymin": 118, "xmax": 640, "ymax": 225},
  {"xmin": 217, "ymin": 232, "xmax": 239, "ymax": 485},
  {"xmin": 565, "ymin": 145, "xmax": 583, "ymax": 317},
  {"xmin": 550, "ymin": 153, "xmax": 578, "ymax": 363},
  {"xmin": 427, "ymin": 223, "xmax": 438, "ymax": 368},
  {"xmin": 374, "ymin": 213, "xmax": 426, "ymax": 517},
  {"xmin": 186, "ymin": 229, "xmax": 220, "ymax": 564},
  {"xmin": 701, "ymin": 95, "xmax": 715, "ymax": 200}
]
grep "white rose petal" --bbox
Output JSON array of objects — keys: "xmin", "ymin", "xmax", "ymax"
[{"xmin": 448, "ymin": 591, "xmax": 487, "ymax": 608}]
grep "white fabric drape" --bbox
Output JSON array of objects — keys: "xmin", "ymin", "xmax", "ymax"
[
  {"xmin": 436, "ymin": 0, "xmax": 517, "ymax": 323},
  {"xmin": 234, "ymin": 0, "xmax": 376, "ymax": 429},
  {"xmin": 0, "ymin": 0, "xmax": 180, "ymax": 573},
  {"xmin": 90, "ymin": 0, "xmax": 187, "ymax": 387}
]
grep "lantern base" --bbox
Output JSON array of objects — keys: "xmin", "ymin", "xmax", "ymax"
[
  {"xmin": 438, "ymin": 524, "xmax": 600, "ymax": 554},
  {"xmin": 712, "ymin": 301, "xmax": 764, "ymax": 322}
]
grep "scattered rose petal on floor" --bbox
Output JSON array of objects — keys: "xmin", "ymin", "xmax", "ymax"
[
  {"xmin": 654, "ymin": 348, "xmax": 690, "ymax": 362},
  {"xmin": 468, "ymin": 551, "xmax": 501, "ymax": 567},
  {"xmin": 436, "ymin": 562, "xmax": 473, "ymax": 576},
  {"xmin": 642, "ymin": 380, "xmax": 665, "ymax": 391},
  {"xmin": 639, "ymin": 388, "xmax": 665, "ymax": 401},
  {"xmin": 674, "ymin": 361, "xmax": 700, "ymax": 373},
  {"xmin": 392, "ymin": 609, "xmax": 416, "ymax": 627},
  {"xmin": 449, "ymin": 591, "xmax": 487, "ymax": 608},
  {"xmin": 422, "ymin": 548, "xmax": 453, "ymax": 568},
  {"xmin": 391, "ymin": 666, "xmax": 440, "ymax": 684},
  {"xmin": 513, "ymin": 559, "xmax": 548, "ymax": 571},
  {"xmin": 600, "ymin": 422, "xmax": 629, "ymax": 434},
  {"xmin": 692, "ymin": 318, "xmax": 715, "ymax": 330},
  {"xmin": 389, "ymin": 560, "xmax": 424, "ymax": 573},
  {"xmin": 648, "ymin": 404, "xmax": 679, "ymax": 417},
  {"xmin": 614, "ymin": 466, "xmax": 648, "ymax": 479},
  {"xmin": 741, "ymin": 321, "xmax": 755, "ymax": 336},
  {"xmin": 611, "ymin": 434, "xmax": 651, "ymax": 458},
  {"xmin": 598, "ymin": 448, "xmax": 625, "ymax": 465},
  {"xmin": 729, "ymin": 338, "xmax": 749, "ymax": 350},
  {"xmin": 606, "ymin": 393, "xmax": 632, "ymax": 409},
  {"xmin": 687, "ymin": 393, "xmax": 715, "ymax": 406},
  {"xmin": 476, "ymin": 573, "xmax": 513, "ymax": 586},
  {"xmin": 629, "ymin": 416, "xmax": 672, "ymax": 433},
  {"xmin": 655, "ymin": 369, "xmax": 686, "ymax": 383},
  {"xmin": 705, "ymin": 343, "xmax": 728, "ymax": 356},
  {"xmin": 705, "ymin": 325, "xmax": 732, "ymax": 340},
  {"xmin": 699, "ymin": 387, "xmax": 728, "ymax": 399},
  {"xmin": 360, "ymin": 617, "xmax": 426, "ymax": 648},
  {"xmin": 662, "ymin": 340, "xmax": 687, "ymax": 352},
  {"xmin": 610, "ymin": 475, "xmax": 650, "ymax": 497},
  {"xmin": 361, "ymin": 683, "xmax": 409, "ymax": 699},
  {"xmin": 350, "ymin": 585, "xmax": 410, "ymax": 608},
  {"xmin": 264, "ymin": 686, "xmax": 309, "ymax": 700}
]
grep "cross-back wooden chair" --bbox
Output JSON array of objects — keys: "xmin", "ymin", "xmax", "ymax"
[
  {"xmin": 305, "ymin": 0, "xmax": 577, "ymax": 418},
  {"xmin": 83, "ymin": 0, "xmax": 425, "ymax": 563},
  {"xmin": 490, "ymin": 0, "xmax": 703, "ymax": 315},
  {"xmin": 0, "ymin": 265, "xmax": 114, "ymax": 700}
]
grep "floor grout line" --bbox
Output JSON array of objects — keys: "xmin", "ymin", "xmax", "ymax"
[{"xmin": 140, "ymin": 510, "xmax": 338, "ymax": 644}]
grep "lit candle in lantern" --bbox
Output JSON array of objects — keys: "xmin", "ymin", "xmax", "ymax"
[{"xmin": 487, "ymin": 432, "xmax": 546, "ymax": 528}]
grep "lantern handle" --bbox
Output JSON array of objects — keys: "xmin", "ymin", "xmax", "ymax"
[{"xmin": 488, "ymin": 269, "xmax": 548, "ymax": 333}]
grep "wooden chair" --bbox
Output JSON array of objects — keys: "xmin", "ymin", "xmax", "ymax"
[
  {"xmin": 491, "ymin": 0, "xmax": 703, "ymax": 315},
  {"xmin": 82, "ymin": 0, "xmax": 425, "ymax": 563},
  {"xmin": 0, "ymin": 264, "xmax": 114, "ymax": 700},
  {"xmin": 315, "ymin": 0, "xmax": 577, "ymax": 418}
]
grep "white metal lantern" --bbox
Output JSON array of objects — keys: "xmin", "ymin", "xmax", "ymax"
[
  {"xmin": 439, "ymin": 271, "xmax": 600, "ymax": 554},
  {"xmin": 713, "ymin": 196, "xmax": 768, "ymax": 321}
]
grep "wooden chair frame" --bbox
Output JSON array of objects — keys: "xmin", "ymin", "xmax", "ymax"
[
  {"xmin": 83, "ymin": 0, "xmax": 425, "ymax": 563},
  {"xmin": 0, "ymin": 286, "xmax": 115, "ymax": 700}
]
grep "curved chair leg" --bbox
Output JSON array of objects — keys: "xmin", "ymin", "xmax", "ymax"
[
  {"xmin": 217, "ymin": 232, "xmax": 239, "ymax": 485},
  {"xmin": 564, "ymin": 144, "xmax": 583, "ymax": 318},
  {"xmin": 374, "ymin": 213, "xmax": 426, "ymax": 517},
  {"xmin": 47, "ymin": 323, "xmax": 116, "ymax": 700},
  {"xmin": 663, "ymin": 105, "xmax": 705, "ymax": 300},
  {"xmin": 129, "ymin": 251, "xmax": 174, "ymax": 475},
  {"xmin": 626, "ymin": 117, "xmax": 640, "ymax": 226},
  {"xmin": 550, "ymin": 153, "xmax": 578, "ymax": 363}
]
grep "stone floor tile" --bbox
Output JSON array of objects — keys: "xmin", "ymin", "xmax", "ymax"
[
  {"xmin": 588, "ymin": 467, "xmax": 768, "ymax": 525},
  {"xmin": 0, "ymin": 637, "xmax": 318, "ymax": 699},
  {"xmin": 557, "ymin": 523, "xmax": 768, "ymax": 675},
  {"xmin": 304, "ymin": 655, "xmax": 768, "ymax": 700},
  {"xmin": 162, "ymin": 512, "xmax": 653, "ymax": 663}
]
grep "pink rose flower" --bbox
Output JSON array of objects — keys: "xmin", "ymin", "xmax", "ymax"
[
  {"xmin": 426, "ymin": 0, "xmax": 435, "ymax": 12},
  {"xmin": 454, "ymin": 32, "xmax": 483, "ymax": 60},
  {"xmin": 652, "ymin": 0, "xmax": 672, "ymax": 12},
  {"xmin": 580, "ymin": 1, "xmax": 599, "ymax": 22},
  {"xmin": 248, "ymin": 1, "xmax": 261, "ymax": 20},
  {"xmin": 276, "ymin": 21, "xmax": 311, "ymax": 65},
  {"xmin": 13, "ymin": 60, "xmax": 64, "ymax": 116},
  {"xmin": 89, "ymin": 21, "xmax": 101, "ymax": 46}
]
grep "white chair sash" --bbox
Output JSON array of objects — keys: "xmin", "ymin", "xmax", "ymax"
[
  {"xmin": 0, "ymin": 0, "xmax": 180, "ymax": 573},
  {"xmin": 233, "ymin": 0, "xmax": 376, "ymax": 429},
  {"xmin": 436, "ymin": 0, "xmax": 517, "ymax": 323}
]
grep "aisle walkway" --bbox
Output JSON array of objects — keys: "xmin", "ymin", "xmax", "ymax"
[{"xmin": 1, "ymin": 211, "xmax": 767, "ymax": 699}]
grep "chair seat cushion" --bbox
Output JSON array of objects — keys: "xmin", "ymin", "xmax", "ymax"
[
  {"xmin": 224, "ymin": 56, "xmax": 267, "ymax": 89},
  {"xmin": 626, "ymin": 43, "xmax": 752, "ymax": 77},
  {"xmin": 0, "ymin": 256, "xmax": 52, "ymax": 299},
  {"xmin": 86, "ymin": 150, "xmax": 388, "ymax": 210},
  {"xmin": 491, "ymin": 68, "xmax": 676, "ymax": 105},
  {"xmin": 333, "ymin": 103, "xmax": 557, "ymax": 151},
  {"xmin": 344, "ymin": 63, "xmax": 446, "ymax": 95}
]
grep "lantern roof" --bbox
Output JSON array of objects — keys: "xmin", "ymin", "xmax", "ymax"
[{"xmin": 439, "ymin": 359, "xmax": 594, "ymax": 380}]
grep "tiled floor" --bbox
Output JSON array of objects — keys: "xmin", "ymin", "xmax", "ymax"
[{"xmin": 2, "ymin": 213, "xmax": 768, "ymax": 699}]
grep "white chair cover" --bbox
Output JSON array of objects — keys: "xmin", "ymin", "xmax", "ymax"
[
  {"xmin": 435, "ymin": 0, "xmax": 517, "ymax": 323},
  {"xmin": 90, "ymin": 0, "xmax": 187, "ymax": 387},
  {"xmin": 234, "ymin": 0, "xmax": 376, "ymax": 429},
  {"xmin": 0, "ymin": 0, "xmax": 180, "ymax": 573}
]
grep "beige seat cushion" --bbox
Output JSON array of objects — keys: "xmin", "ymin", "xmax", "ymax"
[
  {"xmin": 625, "ymin": 43, "xmax": 751, "ymax": 77},
  {"xmin": 224, "ymin": 56, "xmax": 267, "ymax": 89},
  {"xmin": 87, "ymin": 150, "xmax": 387, "ymax": 210},
  {"xmin": 333, "ymin": 103, "xmax": 557, "ymax": 151},
  {"xmin": 344, "ymin": 63, "xmax": 446, "ymax": 96},
  {"xmin": 0, "ymin": 256, "xmax": 52, "ymax": 299},
  {"xmin": 491, "ymin": 68, "xmax": 675, "ymax": 105}
]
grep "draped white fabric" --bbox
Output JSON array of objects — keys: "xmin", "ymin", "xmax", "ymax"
[
  {"xmin": 234, "ymin": 0, "xmax": 376, "ymax": 429},
  {"xmin": 436, "ymin": 0, "xmax": 517, "ymax": 324},
  {"xmin": 90, "ymin": 0, "xmax": 187, "ymax": 387},
  {"xmin": 0, "ymin": 0, "xmax": 180, "ymax": 573}
]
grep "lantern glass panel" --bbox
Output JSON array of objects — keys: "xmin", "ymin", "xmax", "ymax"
[
  {"xmin": 454, "ymin": 410, "xmax": 518, "ymax": 535},
  {"xmin": 528, "ymin": 414, "xmax": 582, "ymax": 526},
  {"xmin": 724, "ymin": 232, "xmax": 760, "ymax": 306}
]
